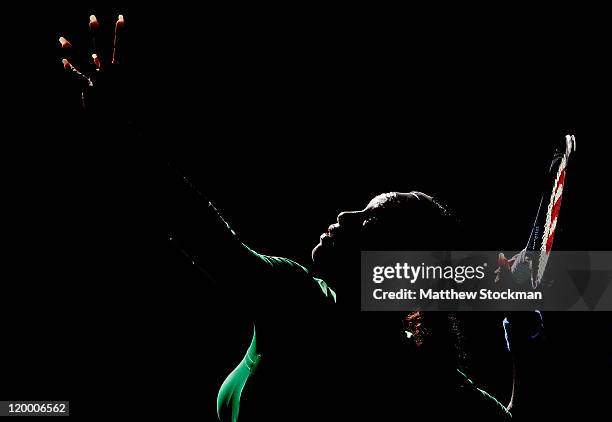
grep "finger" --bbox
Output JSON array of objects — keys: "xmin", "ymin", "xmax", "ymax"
[
  {"xmin": 496, "ymin": 253, "xmax": 516, "ymax": 285},
  {"xmin": 59, "ymin": 36, "xmax": 72, "ymax": 49},
  {"xmin": 62, "ymin": 58, "xmax": 94, "ymax": 87},
  {"xmin": 498, "ymin": 253, "xmax": 511, "ymax": 270},
  {"xmin": 89, "ymin": 15, "xmax": 100, "ymax": 64},
  {"xmin": 89, "ymin": 14, "xmax": 100, "ymax": 30},
  {"xmin": 92, "ymin": 53, "xmax": 101, "ymax": 71},
  {"xmin": 58, "ymin": 36, "xmax": 75, "ymax": 62},
  {"xmin": 112, "ymin": 14, "xmax": 125, "ymax": 65},
  {"xmin": 495, "ymin": 268, "xmax": 513, "ymax": 285}
]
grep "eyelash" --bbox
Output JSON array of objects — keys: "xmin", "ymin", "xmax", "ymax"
[{"xmin": 362, "ymin": 215, "xmax": 379, "ymax": 227}]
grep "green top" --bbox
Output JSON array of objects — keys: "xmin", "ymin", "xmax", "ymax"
[{"xmin": 456, "ymin": 369, "xmax": 513, "ymax": 420}]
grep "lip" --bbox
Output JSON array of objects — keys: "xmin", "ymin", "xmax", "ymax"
[
  {"xmin": 319, "ymin": 232, "xmax": 333, "ymax": 245},
  {"xmin": 327, "ymin": 223, "xmax": 340, "ymax": 237},
  {"xmin": 318, "ymin": 223, "xmax": 340, "ymax": 246}
]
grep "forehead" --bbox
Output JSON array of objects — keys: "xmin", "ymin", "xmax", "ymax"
[
  {"xmin": 366, "ymin": 192, "xmax": 422, "ymax": 210},
  {"xmin": 366, "ymin": 192, "xmax": 400, "ymax": 209}
]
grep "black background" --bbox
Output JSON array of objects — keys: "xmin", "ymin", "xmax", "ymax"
[{"xmin": 6, "ymin": 2, "xmax": 612, "ymax": 419}]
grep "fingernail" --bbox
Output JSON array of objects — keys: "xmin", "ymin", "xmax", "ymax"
[
  {"xmin": 89, "ymin": 15, "xmax": 100, "ymax": 30},
  {"xmin": 116, "ymin": 14, "xmax": 125, "ymax": 29},
  {"xmin": 498, "ymin": 253, "xmax": 510, "ymax": 269},
  {"xmin": 62, "ymin": 58, "xmax": 72, "ymax": 70},
  {"xmin": 59, "ymin": 36, "xmax": 72, "ymax": 48}
]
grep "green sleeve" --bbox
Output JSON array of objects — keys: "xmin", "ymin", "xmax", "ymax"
[{"xmin": 166, "ymin": 164, "xmax": 335, "ymax": 305}]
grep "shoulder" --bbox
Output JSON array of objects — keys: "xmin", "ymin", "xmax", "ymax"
[{"xmin": 255, "ymin": 252, "xmax": 336, "ymax": 305}]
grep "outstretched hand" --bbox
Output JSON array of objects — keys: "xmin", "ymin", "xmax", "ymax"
[{"xmin": 58, "ymin": 14, "xmax": 126, "ymax": 111}]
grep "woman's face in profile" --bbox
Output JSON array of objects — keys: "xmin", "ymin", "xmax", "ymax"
[{"xmin": 312, "ymin": 191, "xmax": 432, "ymax": 267}]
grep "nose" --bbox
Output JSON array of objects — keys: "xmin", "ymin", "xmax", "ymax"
[{"xmin": 337, "ymin": 210, "xmax": 362, "ymax": 226}]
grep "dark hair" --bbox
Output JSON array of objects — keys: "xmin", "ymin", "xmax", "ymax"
[{"xmin": 404, "ymin": 311, "xmax": 469, "ymax": 371}]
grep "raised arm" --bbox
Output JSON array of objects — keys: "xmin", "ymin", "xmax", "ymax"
[{"xmin": 57, "ymin": 14, "xmax": 335, "ymax": 307}]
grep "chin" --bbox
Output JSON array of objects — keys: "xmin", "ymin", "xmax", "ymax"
[
  {"xmin": 312, "ymin": 241, "xmax": 333, "ymax": 266},
  {"xmin": 311, "ymin": 242, "xmax": 339, "ymax": 273},
  {"xmin": 311, "ymin": 242, "xmax": 323, "ymax": 263}
]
